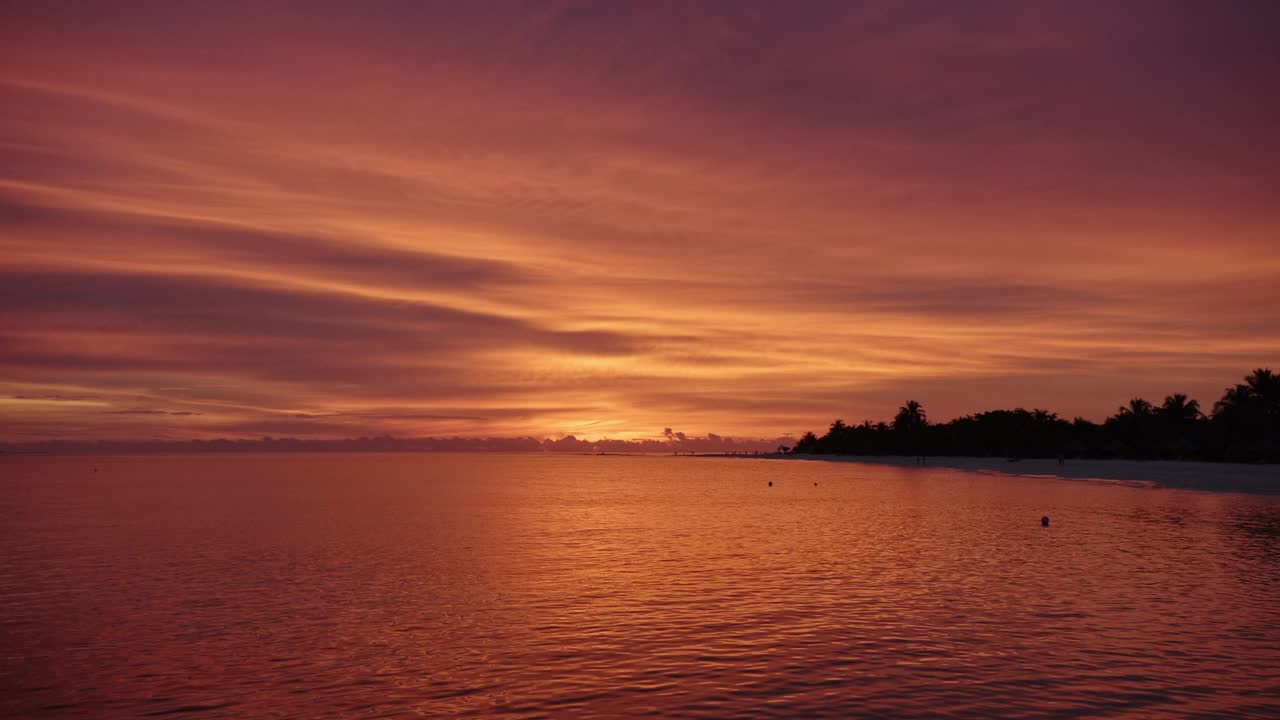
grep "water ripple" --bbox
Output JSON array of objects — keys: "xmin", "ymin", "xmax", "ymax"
[{"xmin": 0, "ymin": 453, "xmax": 1277, "ymax": 718}]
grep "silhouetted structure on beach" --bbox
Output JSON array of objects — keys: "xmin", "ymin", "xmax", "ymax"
[{"xmin": 790, "ymin": 369, "xmax": 1278, "ymax": 463}]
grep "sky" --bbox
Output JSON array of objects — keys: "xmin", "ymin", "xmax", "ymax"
[{"xmin": 1, "ymin": 1, "xmax": 1278, "ymax": 442}]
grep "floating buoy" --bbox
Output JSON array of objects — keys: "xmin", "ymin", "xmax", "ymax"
[
  {"xmin": 1041, "ymin": 516, "xmax": 1050, "ymax": 527},
  {"xmin": 768, "ymin": 481, "xmax": 773, "ymax": 487}
]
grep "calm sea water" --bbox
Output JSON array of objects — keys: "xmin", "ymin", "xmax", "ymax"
[{"xmin": 1, "ymin": 453, "xmax": 1277, "ymax": 718}]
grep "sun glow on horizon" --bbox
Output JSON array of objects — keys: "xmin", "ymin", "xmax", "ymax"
[{"xmin": 1, "ymin": 3, "xmax": 1277, "ymax": 442}]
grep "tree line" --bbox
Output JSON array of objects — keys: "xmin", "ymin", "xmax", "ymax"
[{"xmin": 788, "ymin": 368, "xmax": 1278, "ymax": 462}]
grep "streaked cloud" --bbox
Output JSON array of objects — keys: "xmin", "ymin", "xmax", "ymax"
[{"xmin": 1, "ymin": 2, "xmax": 1276, "ymax": 440}]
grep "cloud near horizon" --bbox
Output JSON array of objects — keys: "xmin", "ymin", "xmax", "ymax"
[{"xmin": 1, "ymin": 2, "xmax": 1277, "ymax": 441}]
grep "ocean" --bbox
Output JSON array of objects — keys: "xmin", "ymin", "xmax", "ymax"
[{"xmin": 2, "ymin": 453, "xmax": 1277, "ymax": 718}]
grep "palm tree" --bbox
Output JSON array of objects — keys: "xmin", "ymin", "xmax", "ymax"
[
  {"xmin": 892, "ymin": 400, "xmax": 928, "ymax": 457},
  {"xmin": 1153, "ymin": 393, "xmax": 1203, "ymax": 459},
  {"xmin": 1159, "ymin": 393, "xmax": 1201, "ymax": 422},
  {"xmin": 1212, "ymin": 369, "xmax": 1279, "ymax": 461},
  {"xmin": 1108, "ymin": 397, "xmax": 1157, "ymax": 457},
  {"xmin": 1246, "ymin": 367, "xmax": 1277, "ymax": 394},
  {"xmin": 893, "ymin": 400, "xmax": 927, "ymax": 432},
  {"xmin": 793, "ymin": 431, "xmax": 818, "ymax": 454},
  {"xmin": 1245, "ymin": 368, "xmax": 1278, "ymax": 417},
  {"xmin": 1119, "ymin": 397, "xmax": 1154, "ymax": 417},
  {"xmin": 1213, "ymin": 369, "xmax": 1277, "ymax": 420}
]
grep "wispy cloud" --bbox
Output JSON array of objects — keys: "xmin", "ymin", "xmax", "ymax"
[{"xmin": 1, "ymin": 2, "xmax": 1276, "ymax": 440}]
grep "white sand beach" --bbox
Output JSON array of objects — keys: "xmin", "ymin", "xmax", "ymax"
[{"xmin": 769, "ymin": 454, "xmax": 1280, "ymax": 495}]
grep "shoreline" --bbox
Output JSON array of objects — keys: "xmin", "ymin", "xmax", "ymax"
[{"xmin": 762, "ymin": 453, "xmax": 1280, "ymax": 496}]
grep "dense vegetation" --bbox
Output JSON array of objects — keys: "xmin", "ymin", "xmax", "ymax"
[{"xmin": 789, "ymin": 369, "xmax": 1279, "ymax": 463}]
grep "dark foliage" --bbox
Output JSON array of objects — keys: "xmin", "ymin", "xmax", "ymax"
[{"xmin": 791, "ymin": 368, "xmax": 1278, "ymax": 463}]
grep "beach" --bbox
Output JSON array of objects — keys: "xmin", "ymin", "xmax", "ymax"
[{"xmin": 770, "ymin": 454, "xmax": 1280, "ymax": 495}]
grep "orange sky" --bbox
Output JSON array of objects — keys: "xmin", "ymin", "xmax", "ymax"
[{"xmin": 2, "ymin": 2, "xmax": 1277, "ymax": 441}]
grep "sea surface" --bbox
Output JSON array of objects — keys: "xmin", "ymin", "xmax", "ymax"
[{"xmin": 1, "ymin": 453, "xmax": 1277, "ymax": 719}]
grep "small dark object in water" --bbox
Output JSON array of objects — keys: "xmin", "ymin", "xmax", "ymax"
[
  {"xmin": 813, "ymin": 482, "xmax": 817, "ymax": 486},
  {"xmin": 1041, "ymin": 516, "xmax": 1050, "ymax": 527},
  {"xmin": 768, "ymin": 481, "xmax": 772, "ymax": 487}
]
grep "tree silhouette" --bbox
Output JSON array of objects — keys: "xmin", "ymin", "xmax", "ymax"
[
  {"xmin": 892, "ymin": 401, "xmax": 927, "ymax": 432},
  {"xmin": 792, "ymin": 431, "xmax": 818, "ymax": 454},
  {"xmin": 1214, "ymin": 368, "xmax": 1278, "ymax": 420},
  {"xmin": 1119, "ymin": 397, "xmax": 1154, "ymax": 417},
  {"xmin": 892, "ymin": 401, "xmax": 927, "ymax": 456},
  {"xmin": 1160, "ymin": 393, "xmax": 1200, "ymax": 421},
  {"xmin": 1151, "ymin": 393, "xmax": 1204, "ymax": 458},
  {"xmin": 789, "ymin": 369, "xmax": 1277, "ymax": 464},
  {"xmin": 1211, "ymin": 368, "xmax": 1279, "ymax": 460}
]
